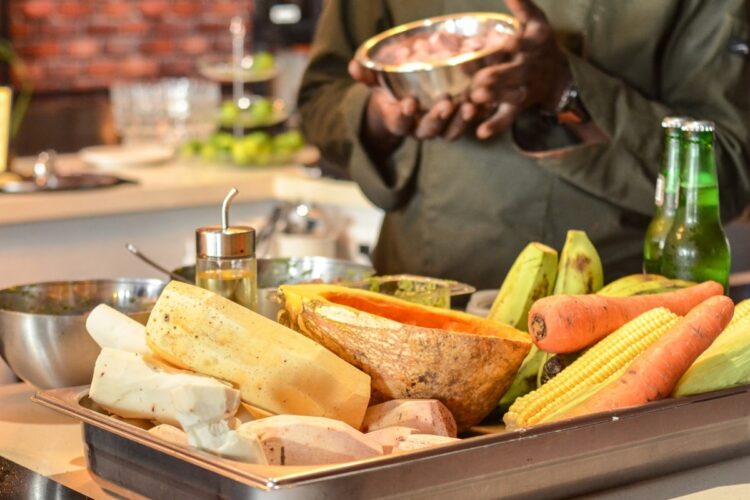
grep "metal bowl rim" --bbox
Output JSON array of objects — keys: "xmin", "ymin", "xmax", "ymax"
[
  {"xmin": 0, "ymin": 278, "xmax": 167, "ymax": 318},
  {"xmin": 354, "ymin": 12, "xmax": 520, "ymax": 74}
]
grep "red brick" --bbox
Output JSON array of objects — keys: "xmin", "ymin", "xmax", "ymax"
[
  {"xmin": 211, "ymin": 38, "xmax": 231, "ymax": 53},
  {"xmin": 161, "ymin": 59, "xmax": 194, "ymax": 76},
  {"xmin": 17, "ymin": 41, "xmax": 61, "ymax": 58},
  {"xmin": 102, "ymin": 2, "xmax": 134, "ymax": 17},
  {"xmin": 155, "ymin": 20, "xmax": 194, "ymax": 35},
  {"xmin": 67, "ymin": 38, "xmax": 100, "ymax": 58},
  {"xmin": 25, "ymin": 63, "xmax": 46, "ymax": 83},
  {"xmin": 34, "ymin": 19, "xmax": 79, "ymax": 37},
  {"xmin": 211, "ymin": 1, "xmax": 242, "ymax": 16},
  {"xmin": 59, "ymin": 1, "xmax": 93, "ymax": 17},
  {"xmin": 121, "ymin": 57, "xmax": 159, "ymax": 78},
  {"xmin": 88, "ymin": 59, "xmax": 120, "ymax": 77},
  {"xmin": 106, "ymin": 38, "xmax": 141, "ymax": 55},
  {"xmin": 119, "ymin": 22, "xmax": 150, "ymax": 35},
  {"xmin": 180, "ymin": 36, "xmax": 210, "ymax": 55},
  {"xmin": 172, "ymin": 1, "xmax": 203, "ymax": 16},
  {"xmin": 48, "ymin": 60, "xmax": 87, "ymax": 80},
  {"xmin": 10, "ymin": 23, "xmax": 32, "ymax": 38},
  {"xmin": 143, "ymin": 38, "xmax": 174, "ymax": 55},
  {"xmin": 139, "ymin": 1, "xmax": 170, "ymax": 17},
  {"xmin": 88, "ymin": 18, "xmax": 118, "ymax": 35},
  {"xmin": 198, "ymin": 17, "xmax": 233, "ymax": 33},
  {"xmin": 21, "ymin": 0, "xmax": 55, "ymax": 18}
]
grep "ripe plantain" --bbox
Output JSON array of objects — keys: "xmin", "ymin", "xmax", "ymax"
[
  {"xmin": 488, "ymin": 242, "xmax": 558, "ymax": 330},
  {"xmin": 552, "ymin": 230, "xmax": 604, "ymax": 295}
]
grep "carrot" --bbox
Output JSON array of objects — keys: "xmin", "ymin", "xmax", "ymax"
[
  {"xmin": 558, "ymin": 295, "xmax": 734, "ymax": 421},
  {"xmin": 528, "ymin": 281, "xmax": 724, "ymax": 353}
]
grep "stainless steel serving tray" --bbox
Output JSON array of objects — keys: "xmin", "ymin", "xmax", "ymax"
[{"xmin": 34, "ymin": 385, "xmax": 750, "ymax": 499}]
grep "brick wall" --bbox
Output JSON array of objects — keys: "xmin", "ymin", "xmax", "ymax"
[{"xmin": 8, "ymin": 0, "xmax": 254, "ymax": 93}]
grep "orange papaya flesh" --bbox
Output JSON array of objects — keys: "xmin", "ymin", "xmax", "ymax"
[{"xmin": 321, "ymin": 292, "xmax": 494, "ymax": 335}]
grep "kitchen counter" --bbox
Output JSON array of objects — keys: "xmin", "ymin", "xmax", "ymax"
[
  {"xmin": 0, "ymin": 155, "xmax": 385, "ymax": 291},
  {"xmin": 1, "ymin": 382, "xmax": 749, "ymax": 499},
  {"xmin": 0, "ymin": 154, "xmax": 375, "ymax": 227}
]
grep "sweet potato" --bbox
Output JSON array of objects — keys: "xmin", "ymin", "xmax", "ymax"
[
  {"xmin": 365, "ymin": 427, "xmax": 419, "ymax": 454},
  {"xmin": 237, "ymin": 415, "xmax": 382, "ymax": 466},
  {"xmin": 361, "ymin": 400, "xmax": 457, "ymax": 438},
  {"xmin": 392, "ymin": 434, "xmax": 460, "ymax": 453}
]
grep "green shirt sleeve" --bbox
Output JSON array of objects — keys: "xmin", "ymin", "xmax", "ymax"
[
  {"xmin": 297, "ymin": 0, "xmax": 421, "ymax": 211},
  {"xmin": 534, "ymin": 1, "xmax": 750, "ymax": 220}
]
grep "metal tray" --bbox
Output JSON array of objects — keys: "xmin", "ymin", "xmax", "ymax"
[{"xmin": 33, "ymin": 385, "xmax": 750, "ymax": 499}]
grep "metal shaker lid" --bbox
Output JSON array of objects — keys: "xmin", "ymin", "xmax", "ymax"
[{"xmin": 196, "ymin": 188, "xmax": 256, "ymax": 258}]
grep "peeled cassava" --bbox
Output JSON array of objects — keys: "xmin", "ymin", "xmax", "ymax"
[
  {"xmin": 278, "ymin": 284, "xmax": 531, "ymax": 430},
  {"xmin": 146, "ymin": 281, "xmax": 371, "ymax": 429}
]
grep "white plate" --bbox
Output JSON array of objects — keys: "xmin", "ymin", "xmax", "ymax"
[{"xmin": 79, "ymin": 145, "xmax": 175, "ymax": 169}]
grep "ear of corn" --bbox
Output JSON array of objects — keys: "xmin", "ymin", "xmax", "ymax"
[
  {"xmin": 539, "ymin": 365, "xmax": 628, "ymax": 424},
  {"xmin": 504, "ymin": 307, "xmax": 679, "ymax": 429},
  {"xmin": 673, "ymin": 299, "xmax": 750, "ymax": 397}
]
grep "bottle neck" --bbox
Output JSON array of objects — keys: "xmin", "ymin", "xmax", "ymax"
[
  {"xmin": 659, "ymin": 130, "xmax": 682, "ymax": 213},
  {"xmin": 676, "ymin": 130, "xmax": 721, "ymax": 223}
]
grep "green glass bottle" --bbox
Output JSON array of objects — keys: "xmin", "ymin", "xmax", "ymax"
[
  {"xmin": 660, "ymin": 121, "xmax": 731, "ymax": 289},
  {"xmin": 643, "ymin": 117, "xmax": 690, "ymax": 273}
]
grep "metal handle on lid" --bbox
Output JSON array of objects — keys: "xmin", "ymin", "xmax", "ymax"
[{"xmin": 222, "ymin": 187, "xmax": 239, "ymax": 231}]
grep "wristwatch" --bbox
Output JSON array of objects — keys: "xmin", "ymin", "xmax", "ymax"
[{"xmin": 554, "ymin": 80, "xmax": 591, "ymax": 125}]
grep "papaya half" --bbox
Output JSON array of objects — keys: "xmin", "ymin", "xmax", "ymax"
[{"xmin": 277, "ymin": 284, "xmax": 531, "ymax": 430}]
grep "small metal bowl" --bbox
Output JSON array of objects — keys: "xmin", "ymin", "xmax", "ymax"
[
  {"xmin": 355, "ymin": 12, "xmax": 519, "ymax": 107},
  {"xmin": 0, "ymin": 279, "xmax": 165, "ymax": 388}
]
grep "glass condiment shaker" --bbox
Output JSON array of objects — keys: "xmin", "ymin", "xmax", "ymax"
[{"xmin": 195, "ymin": 188, "xmax": 258, "ymax": 310}]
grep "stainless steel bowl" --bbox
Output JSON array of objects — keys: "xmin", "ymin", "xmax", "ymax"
[
  {"xmin": 0, "ymin": 279, "xmax": 165, "ymax": 389},
  {"xmin": 355, "ymin": 12, "xmax": 519, "ymax": 107},
  {"xmin": 174, "ymin": 256, "xmax": 375, "ymax": 319}
]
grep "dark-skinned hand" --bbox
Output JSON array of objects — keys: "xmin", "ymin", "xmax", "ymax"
[
  {"xmin": 471, "ymin": 0, "xmax": 572, "ymax": 140},
  {"xmin": 348, "ymin": 59, "xmax": 479, "ymax": 159}
]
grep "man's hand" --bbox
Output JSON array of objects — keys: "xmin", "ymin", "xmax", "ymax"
[
  {"xmin": 349, "ymin": 60, "xmax": 479, "ymax": 160},
  {"xmin": 471, "ymin": 0, "xmax": 572, "ymax": 140}
]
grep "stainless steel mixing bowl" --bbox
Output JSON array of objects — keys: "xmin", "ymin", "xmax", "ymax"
[
  {"xmin": 174, "ymin": 256, "xmax": 375, "ymax": 319},
  {"xmin": 0, "ymin": 279, "xmax": 165, "ymax": 388},
  {"xmin": 354, "ymin": 12, "xmax": 519, "ymax": 107}
]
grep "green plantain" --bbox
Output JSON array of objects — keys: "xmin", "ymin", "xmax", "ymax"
[
  {"xmin": 492, "ymin": 243, "xmax": 557, "ymax": 412},
  {"xmin": 598, "ymin": 274, "xmax": 695, "ymax": 297},
  {"xmin": 488, "ymin": 242, "xmax": 558, "ymax": 330}
]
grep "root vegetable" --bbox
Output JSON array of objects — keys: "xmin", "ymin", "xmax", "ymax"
[
  {"xmin": 558, "ymin": 295, "xmax": 734, "ymax": 420},
  {"xmin": 528, "ymin": 281, "xmax": 723, "ymax": 353}
]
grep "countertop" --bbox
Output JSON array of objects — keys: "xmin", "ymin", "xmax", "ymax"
[
  {"xmin": 1, "ymin": 382, "xmax": 749, "ymax": 499},
  {"xmin": 0, "ymin": 154, "xmax": 375, "ymax": 227}
]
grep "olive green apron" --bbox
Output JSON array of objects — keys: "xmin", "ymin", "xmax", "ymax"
[{"xmin": 299, "ymin": 0, "xmax": 750, "ymax": 288}]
